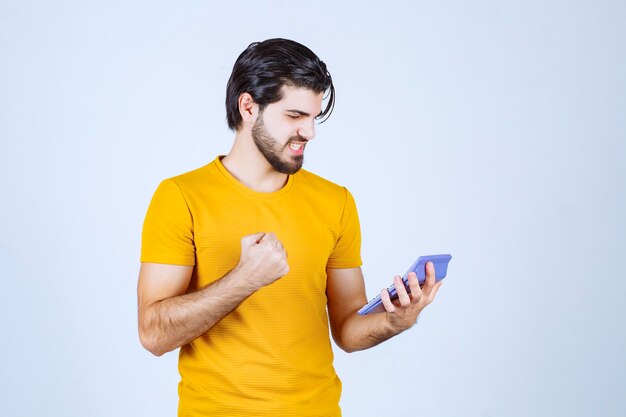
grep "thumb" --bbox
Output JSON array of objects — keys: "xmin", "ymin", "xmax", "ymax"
[{"xmin": 241, "ymin": 232, "xmax": 266, "ymax": 247}]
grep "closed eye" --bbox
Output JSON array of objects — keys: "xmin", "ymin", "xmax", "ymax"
[{"xmin": 285, "ymin": 109, "xmax": 311, "ymax": 119}]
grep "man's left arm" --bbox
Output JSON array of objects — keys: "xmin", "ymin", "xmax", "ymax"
[{"xmin": 326, "ymin": 262, "xmax": 443, "ymax": 353}]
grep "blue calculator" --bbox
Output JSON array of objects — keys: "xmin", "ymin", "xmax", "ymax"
[{"xmin": 357, "ymin": 254, "xmax": 452, "ymax": 315}]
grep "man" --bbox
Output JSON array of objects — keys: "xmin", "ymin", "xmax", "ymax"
[{"xmin": 138, "ymin": 38, "xmax": 442, "ymax": 417}]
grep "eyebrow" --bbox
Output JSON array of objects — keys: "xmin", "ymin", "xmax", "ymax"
[{"xmin": 285, "ymin": 109, "xmax": 323, "ymax": 118}]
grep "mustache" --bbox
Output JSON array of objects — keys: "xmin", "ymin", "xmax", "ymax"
[{"xmin": 287, "ymin": 136, "xmax": 308, "ymax": 144}]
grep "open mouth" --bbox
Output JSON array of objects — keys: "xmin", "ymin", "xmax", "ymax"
[{"xmin": 287, "ymin": 142, "xmax": 306, "ymax": 155}]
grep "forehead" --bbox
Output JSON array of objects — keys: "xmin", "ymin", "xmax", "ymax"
[{"xmin": 271, "ymin": 85, "xmax": 324, "ymax": 113}]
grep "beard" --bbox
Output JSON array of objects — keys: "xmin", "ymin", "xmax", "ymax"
[{"xmin": 251, "ymin": 114, "xmax": 305, "ymax": 175}]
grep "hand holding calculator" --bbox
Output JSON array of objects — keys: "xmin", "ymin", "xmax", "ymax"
[{"xmin": 357, "ymin": 254, "xmax": 452, "ymax": 315}]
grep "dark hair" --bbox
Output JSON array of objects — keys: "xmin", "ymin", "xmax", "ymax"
[{"xmin": 225, "ymin": 38, "xmax": 335, "ymax": 131}]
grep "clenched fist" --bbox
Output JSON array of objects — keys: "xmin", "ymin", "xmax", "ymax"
[{"xmin": 236, "ymin": 232, "xmax": 290, "ymax": 290}]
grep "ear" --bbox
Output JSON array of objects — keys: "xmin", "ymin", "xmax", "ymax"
[{"xmin": 238, "ymin": 93, "xmax": 258, "ymax": 128}]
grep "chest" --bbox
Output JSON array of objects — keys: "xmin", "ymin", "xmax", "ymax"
[{"xmin": 190, "ymin": 193, "xmax": 339, "ymax": 289}]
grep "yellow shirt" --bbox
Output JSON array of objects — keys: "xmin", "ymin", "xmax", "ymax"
[{"xmin": 141, "ymin": 156, "xmax": 362, "ymax": 417}]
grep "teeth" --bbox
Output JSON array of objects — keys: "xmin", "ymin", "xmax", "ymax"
[{"xmin": 289, "ymin": 143, "xmax": 302, "ymax": 150}]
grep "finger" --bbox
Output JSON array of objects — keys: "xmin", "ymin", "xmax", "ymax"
[
  {"xmin": 406, "ymin": 272, "xmax": 422, "ymax": 304},
  {"xmin": 242, "ymin": 232, "xmax": 265, "ymax": 247},
  {"xmin": 380, "ymin": 288, "xmax": 396, "ymax": 313},
  {"xmin": 394, "ymin": 275, "xmax": 411, "ymax": 307},
  {"xmin": 423, "ymin": 261, "xmax": 436, "ymax": 289},
  {"xmin": 277, "ymin": 241, "xmax": 288, "ymax": 258},
  {"xmin": 253, "ymin": 232, "xmax": 266, "ymax": 243},
  {"xmin": 428, "ymin": 280, "xmax": 443, "ymax": 302},
  {"xmin": 273, "ymin": 238, "xmax": 285, "ymax": 252},
  {"xmin": 260, "ymin": 232, "xmax": 276, "ymax": 244}
]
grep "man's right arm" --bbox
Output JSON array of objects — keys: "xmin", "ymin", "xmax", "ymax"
[{"xmin": 137, "ymin": 232, "xmax": 289, "ymax": 356}]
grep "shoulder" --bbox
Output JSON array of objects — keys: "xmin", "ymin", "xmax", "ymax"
[
  {"xmin": 295, "ymin": 169, "xmax": 355, "ymax": 206},
  {"xmin": 296, "ymin": 168, "xmax": 345, "ymax": 191},
  {"xmin": 163, "ymin": 160, "xmax": 219, "ymax": 192},
  {"xmin": 147, "ymin": 161, "xmax": 220, "ymax": 209},
  {"xmin": 169, "ymin": 162, "xmax": 213, "ymax": 184}
]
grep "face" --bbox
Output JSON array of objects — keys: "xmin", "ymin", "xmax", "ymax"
[{"xmin": 251, "ymin": 86, "xmax": 324, "ymax": 174}]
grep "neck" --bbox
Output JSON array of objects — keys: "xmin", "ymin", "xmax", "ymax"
[{"xmin": 221, "ymin": 131, "xmax": 289, "ymax": 193}]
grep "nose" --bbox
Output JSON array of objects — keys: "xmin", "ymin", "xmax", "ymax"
[{"xmin": 297, "ymin": 120, "xmax": 315, "ymax": 141}]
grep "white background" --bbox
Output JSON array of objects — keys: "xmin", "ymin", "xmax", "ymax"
[{"xmin": 1, "ymin": 1, "xmax": 625, "ymax": 416}]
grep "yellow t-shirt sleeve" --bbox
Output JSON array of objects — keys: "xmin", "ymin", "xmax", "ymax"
[
  {"xmin": 141, "ymin": 179, "xmax": 196, "ymax": 266},
  {"xmin": 327, "ymin": 187, "xmax": 362, "ymax": 269}
]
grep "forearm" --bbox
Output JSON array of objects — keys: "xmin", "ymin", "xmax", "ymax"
[
  {"xmin": 139, "ymin": 266, "xmax": 257, "ymax": 356},
  {"xmin": 328, "ymin": 266, "xmax": 442, "ymax": 353},
  {"xmin": 334, "ymin": 312, "xmax": 402, "ymax": 353}
]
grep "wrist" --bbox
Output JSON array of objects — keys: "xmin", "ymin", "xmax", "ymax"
[
  {"xmin": 231, "ymin": 263, "xmax": 263, "ymax": 293},
  {"xmin": 383, "ymin": 314, "xmax": 409, "ymax": 336}
]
